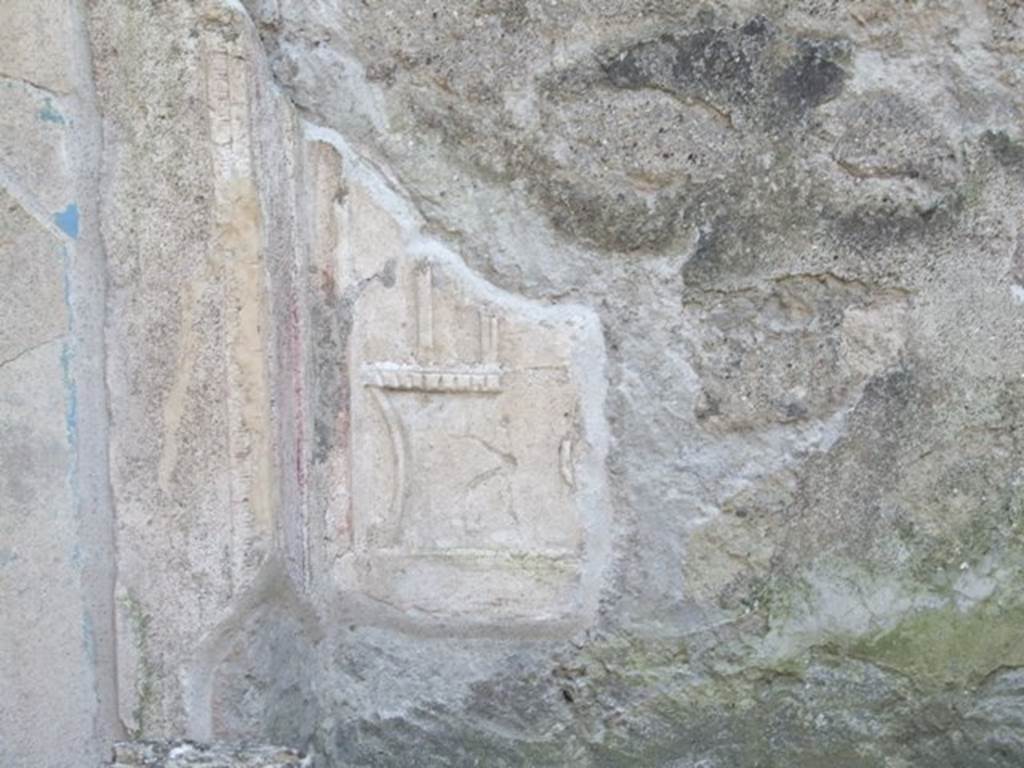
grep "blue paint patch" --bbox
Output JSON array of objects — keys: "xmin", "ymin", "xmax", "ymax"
[
  {"xmin": 71, "ymin": 541, "xmax": 84, "ymax": 570},
  {"xmin": 54, "ymin": 203, "xmax": 79, "ymax": 239},
  {"xmin": 82, "ymin": 611, "xmax": 96, "ymax": 663},
  {"xmin": 60, "ymin": 341, "xmax": 78, "ymax": 447},
  {"xmin": 60, "ymin": 243, "xmax": 78, "ymax": 463},
  {"xmin": 54, "ymin": 204, "xmax": 79, "ymax": 239},
  {"xmin": 0, "ymin": 549, "xmax": 17, "ymax": 568},
  {"xmin": 39, "ymin": 98, "xmax": 65, "ymax": 124},
  {"xmin": 59, "ymin": 245, "xmax": 80, "ymax": 516},
  {"xmin": 57, "ymin": 243, "xmax": 87, "ymax": 610}
]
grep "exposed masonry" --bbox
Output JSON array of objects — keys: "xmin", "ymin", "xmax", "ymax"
[{"xmin": 4, "ymin": 0, "xmax": 1024, "ymax": 766}]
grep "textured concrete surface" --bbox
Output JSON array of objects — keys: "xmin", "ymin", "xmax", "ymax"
[{"xmin": 2, "ymin": 1, "xmax": 1024, "ymax": 766}]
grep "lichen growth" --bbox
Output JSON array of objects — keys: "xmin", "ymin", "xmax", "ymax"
[
  {"xmin": 848, "ymin": 597, "xmax": 1024, "ymax": 687},
  {"xmin": 119, "ymin": 592, "xmax": 156, "ymax": 738}
]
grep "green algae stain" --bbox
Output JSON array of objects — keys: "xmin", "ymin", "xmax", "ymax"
[
  {"xmin": 119, "ymin": 592, "xmax": 156, "ymax": 738},
  {"xmin": 579, "ymin": 635, "xmax": 690, "ymax": 687},
  {"xmin": 850, "ymin": 598, "xmax": 1024, "ymax": 687}
]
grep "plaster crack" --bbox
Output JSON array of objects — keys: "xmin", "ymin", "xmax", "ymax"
[
  {"xmin": 450, "ymin": 432, "xmax": 519, "ymax": 468},
  {"xmin": 0, "ymin": 334, "xmax": 64, "ymax": 371},
  {"xmin": 0, "ymin": 72, "xmax": 63, "ymax": 97}
]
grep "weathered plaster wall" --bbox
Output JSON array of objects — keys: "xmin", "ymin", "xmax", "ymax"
[
  {"xmin": 0, "ymin": 1, "xmax": 119, "ymax": 766},
  {"xmin": 3, "ymin": 1, "xmax": 1024, "ymax": 767}
]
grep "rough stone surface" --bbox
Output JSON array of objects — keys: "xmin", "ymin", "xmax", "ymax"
[
  {"xmin": 112, "ymin": 740, "xmax": 310, "ymax": 768},
  {"xmin": 2, "ymin": 1, "xmax": 1024, "ymax": 767}
]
